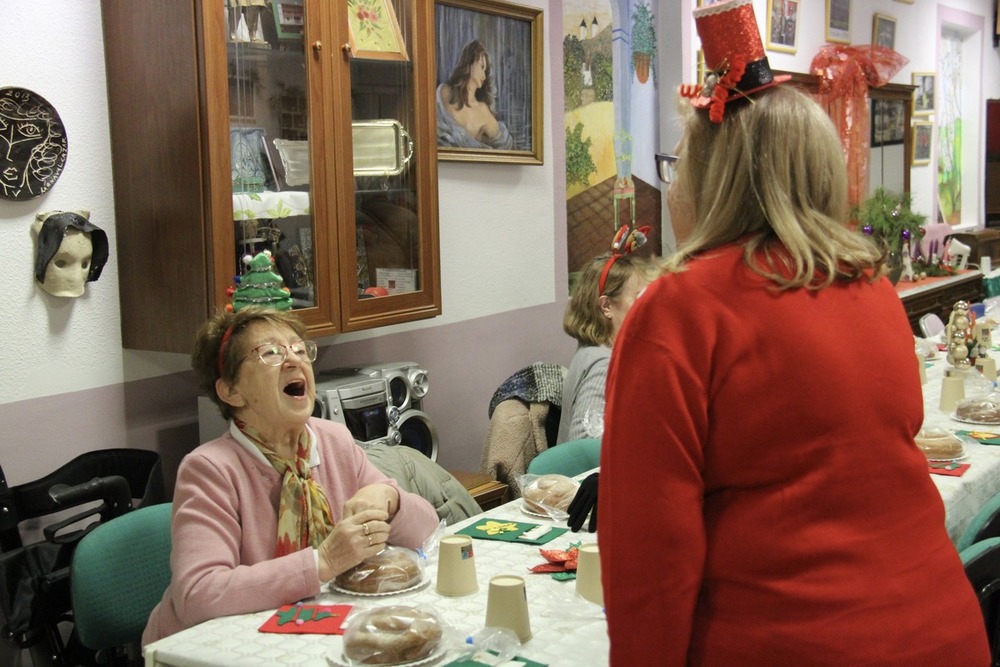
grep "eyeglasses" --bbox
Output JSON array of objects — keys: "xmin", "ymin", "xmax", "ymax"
[
  {"xmin": 242, "ymin": 340, "xmax": 318, "ymax": 367},
  {"xmin": 655, "ymin": 153, "xmax": 679, "ymax": 184}
]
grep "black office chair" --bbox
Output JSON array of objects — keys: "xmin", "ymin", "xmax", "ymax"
[
  {"xmin": 961, "ymin": 536, "xmax": 1000, "ymax": 666},
  {"xmin": 0, "ymin": 449, "xmax": 164, "ymax": 667}
]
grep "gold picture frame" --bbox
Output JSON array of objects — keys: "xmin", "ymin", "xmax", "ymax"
[
  {"xmin": 766, "ymin": 0, "xmax": 799, "ymax": 54},
  {"xmin": 912, "ymin": 72, "xmax": 936, "ymax": 116},
  {"xmin": 434, "ymin": 0, "xmax": 544, "ymax": 164},
  {"xmin": 346, "ymin": 0, "xmax": 408, "ymax": 62},
  {"xmin": 912, "ymin": 121, "xmax": 932, "ymax": 166},
  {"xmin": 825, "ymin": 0, "xmax": 851, "ymax": 45},
  {"xmin": 873, "ymin": 12, "xmax": 897, "ymax": 51}
]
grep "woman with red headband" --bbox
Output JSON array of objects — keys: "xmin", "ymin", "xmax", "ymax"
[
  {"xmin": 143, "ymin": 307, "xmax": 438, "ymax": 644},
  {"xmin": 557, "ymin": 229, "xmax": 652, "ymax": 532},
  {"xmin": 598, "ymin": 0, "xmax": 988, "ymax": 664}
]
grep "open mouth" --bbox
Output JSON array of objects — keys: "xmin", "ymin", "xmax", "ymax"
[{"xmin": 284, "ymin": 380, "xmax": 306, "ymax": 397}]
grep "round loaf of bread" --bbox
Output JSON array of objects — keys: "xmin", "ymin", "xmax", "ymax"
[
  {"xmin": 956, "ymin": 398, "xmax": 1000, "ymax": 424},
  {"xmin": 522, "ymin": 474, "xmax": 579, "ymax": 515},
  {"xmin": 335, "ymin": 548, "xmax": 422, "ymax": 595},
  {"xmin": 915, "ymin": 427, "xmax": 965, "ymax": 460},
  {"xmin": 342, "ymin": 605, "xmax": 443, "ymax": 665}
]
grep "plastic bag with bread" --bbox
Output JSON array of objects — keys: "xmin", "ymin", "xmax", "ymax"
[{"xmin": 518, "ymin": 473, "xmax": 580, "ymax": 520}]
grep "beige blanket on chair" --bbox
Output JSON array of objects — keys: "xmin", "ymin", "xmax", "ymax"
[{"xmin": 480, "ymin": 399, "xmax": 551, "ymax": 499}]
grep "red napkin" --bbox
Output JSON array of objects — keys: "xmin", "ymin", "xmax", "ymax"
[
  {"xmin": 258, "ymin": 604, "xmax": 352, "ymax": 634},
  {"xmin": 928, "ymin": 462, "xmax": 970, "ymax": 477}
]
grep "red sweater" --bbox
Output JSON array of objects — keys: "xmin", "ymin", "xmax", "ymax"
[{"xmin": 599, "ymin": 244, "xmax": 989, "ymax": 666}]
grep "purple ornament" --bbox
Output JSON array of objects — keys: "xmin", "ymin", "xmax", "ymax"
[
  {"xmin": 902, "ymin": 229, "xmax": 911, "ymax": 240},
  {"xmin": 862, "ymin": 225, "xmax": 873, "ymax": 235}
]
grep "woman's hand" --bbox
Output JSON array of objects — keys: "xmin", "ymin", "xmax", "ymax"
[
  {"xmin": 316, "ymin": 507, "xmax": 389, "ymax": 582},
  {"xmin": 342, "ymin": 483, "xmax": 400, "ymax": 520}
]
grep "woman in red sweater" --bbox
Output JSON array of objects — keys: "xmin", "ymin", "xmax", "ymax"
[{"xmin": 598, "ymin": 1, "xmax": 990, "ymax": 665}]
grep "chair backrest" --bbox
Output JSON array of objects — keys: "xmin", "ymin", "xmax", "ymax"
[
  {"xmin": 71, "ymin": 502, "xmax": 172, "ymax": 651},
  {"xmin": 919, "ymin": 313, "xmax": 946, "ymax": 338},
  {"xmin": 961, "ymin": 536, "xmax": 1000, "ymax": 664},
  {"xmin": 527, "ymin": 438, "xmax": 601, "ymax": 477},
  {"xmin": 947, "ymin": 238, "xmax": 972, "ymax": 270},
  {"xmin": 958, "ymin": 491, "xmax": 1000, "ymax": 552}
]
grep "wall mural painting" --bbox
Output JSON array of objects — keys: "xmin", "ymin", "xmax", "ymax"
[
  {"xmin": 563, "ymin": 0, "xmax": 662, "ymax": 286},
  {"xmin": 938, "ymin": 31, "xmax": 962, "ymax": 224}
]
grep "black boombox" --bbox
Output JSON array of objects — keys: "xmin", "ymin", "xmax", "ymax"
[
  {"xmin": 196, "ymin": 362, "xmax": 439, "ymax": 461},
  {"xmin": 314, "ymin": 362, "xmax": 439, "ymax": 461}
]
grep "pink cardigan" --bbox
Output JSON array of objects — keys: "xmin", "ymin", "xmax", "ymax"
[{"xmin": 143, "ymin": 418, "xmax": 439, "ymax": 645}]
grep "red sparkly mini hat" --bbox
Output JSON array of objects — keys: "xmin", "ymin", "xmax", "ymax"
[{"xmin": 681, "ymin": 0, "xmax": 791, "ymax": 123}]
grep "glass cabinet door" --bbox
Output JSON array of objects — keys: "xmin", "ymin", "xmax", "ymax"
[
  {"xmin": 340, "ymin": 0, "xmax": 440, "ymax": 329},
  {"xmin": 227, "ymin": 0, "xmax": 318, "ymax": 312}
]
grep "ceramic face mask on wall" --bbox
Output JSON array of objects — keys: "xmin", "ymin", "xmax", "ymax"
[{"xmin": 32, "ymin": 211, "xmax": 109, "ymax": 297}]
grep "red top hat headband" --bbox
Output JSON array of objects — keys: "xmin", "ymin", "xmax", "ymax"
[
  {"xmin": 680, "ymin": 0, "xmax": 791, "ymax": 123},
  {"xmin": 598, "ymin": 224, "xmax": 651, "ymax": 296}
]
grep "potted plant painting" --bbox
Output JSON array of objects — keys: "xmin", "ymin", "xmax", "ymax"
[{"xmin": 631, "ymin": 1, "xmax": 656, "ymax": 84}]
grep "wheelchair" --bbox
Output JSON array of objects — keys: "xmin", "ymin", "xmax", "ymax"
[{"xmin": 0, "ymin": 449, "xmax": 164, "ymax": 666}]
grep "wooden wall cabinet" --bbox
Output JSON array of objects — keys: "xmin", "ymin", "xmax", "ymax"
[{"xmin": 101, "ymin": 1, "xmax": 440, "ymax": 352}]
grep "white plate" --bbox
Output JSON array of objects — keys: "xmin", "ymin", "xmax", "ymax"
[
  {"xmin": 926, "ymin": 453, "xmax": 968, "ymax": 463},
  {"xmin": 326, "ymin": 645, "xmax": 446, "ymax": 667},
  {"xmin": 951, "ymin": 414, "xmax": 1000, "ymax": 426},
  {"xmin": 519, "ymin": 501, "xmax": 552, "ymax": 519},
  {"xmin": 328, "ymin": 577, "xmax": 428, "ymax": 598}
]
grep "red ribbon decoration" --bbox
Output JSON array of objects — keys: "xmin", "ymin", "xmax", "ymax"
[{"xmin": 810, "ymin": 44, "xmax": 908, "ymax": 208}]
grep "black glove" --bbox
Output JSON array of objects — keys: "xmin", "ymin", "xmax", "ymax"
[{"xmin": 567, "ymin": 472, "xmax": 599, "ymax": 533}]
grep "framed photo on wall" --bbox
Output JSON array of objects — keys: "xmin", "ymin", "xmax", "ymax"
[
  {"xmin": 912, "ymin": 122, "xmax": 933, "ymax": 166},
  {"xmin": 434, "ymin": 0, "xmax": 544, "ymax": 164},
  {"xmin": 912, "ymin": 72, "xmax": 936, "ymax": 116},
  {"xmin": 871, "ymin": 98, "xmax": 906, "ymax": 147},
  {"xmin": 873, "ymin": 13, "xmax": 897, "ymax": 50},
  {"xmin": 766, "ymin": 0, "xmax": 799, "ymax": 54},
  {"xmin": 825, "ymin": 0, "xmax": 851, "ymax": 45}
]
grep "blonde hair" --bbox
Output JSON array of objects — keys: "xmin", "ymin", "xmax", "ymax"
[
  {"xmin": 564, "ymin": 253, "xmax": 649, "ymax": 346},
  {"xmin": 191, "ymin": 307, "xmax": 310, "ymax": 420},
  {"xmin": 663, "ymin": 85, "xmax": 885, "ymax": 289}
]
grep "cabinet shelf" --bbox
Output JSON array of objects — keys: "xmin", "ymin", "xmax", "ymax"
[{"xmin": 233, "ymin": 190, "xmax": 309, "ymax": 220}]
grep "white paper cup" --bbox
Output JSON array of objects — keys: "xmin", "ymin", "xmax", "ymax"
[
  {"xmin": 575, "ymin": 543, "xmax": 603, "ymax": 605},
  {"xmin": 436, "ymin": 535, "xmax": 478, "ymax": 596},
  {"xmin": 940, "ymin": 374, "xmax": 966, "ymax": 412},
  {"xmin": 916, "ymin": 351, "xmax": 927, "ymax": 385},
  {"xmin": 484, "ymin": 575, "xmax": 532, "ymax": 642},
  {"xmin": 977, "ymin": 356, "xmax": 998, "ymax": 382},
  {"xmin": 982, "ymin": 256, "xmax": 992, "ymax": 273}
]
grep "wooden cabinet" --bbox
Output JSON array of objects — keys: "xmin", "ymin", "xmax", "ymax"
[
  {"xmin": 897, "ymin": 272, "xmax": 984, "ymax": 336},
  {"xmin": 101, "ymin": 1, "xmax": 440, "ymax": 352}
]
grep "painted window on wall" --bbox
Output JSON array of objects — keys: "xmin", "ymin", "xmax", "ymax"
[{"xmin": 937, "ymin": 29, "xmax": 963, "ymax": 225}]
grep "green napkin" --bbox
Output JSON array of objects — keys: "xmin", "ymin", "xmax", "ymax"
[
  {"xmin": 956, "ymin": 429, "xmax": 1000, "ymax": 445},
  {"xmin": 455, "ymin": 519, "xmax": 568, "ymax": 545},
  {"xmin": 444, "ymin": 650, "xmax": 547, "ymax": 666}
]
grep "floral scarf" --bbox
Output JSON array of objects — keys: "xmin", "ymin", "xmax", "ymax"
[{"xmin": 236, "ymin": 420, "xmax": 335, "ymax": 556}]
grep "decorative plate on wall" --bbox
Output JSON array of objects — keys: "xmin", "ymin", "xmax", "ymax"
[{"xmin": 0, "ymin": 87, "xmax": 68, "ymax": 201}]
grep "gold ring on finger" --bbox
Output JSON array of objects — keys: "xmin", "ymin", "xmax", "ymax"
[{"xmin": 363, "ymin": 523, "xmax": 370, "ymax": 536}]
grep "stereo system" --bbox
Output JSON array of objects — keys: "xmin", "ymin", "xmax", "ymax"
[
  {"xmin": 314, "ymin": 362, "xmax": 439, "ymax": 461},
  {"xmin": 197, "ymin": 361, "xmax": 439, "ymax": 461}
]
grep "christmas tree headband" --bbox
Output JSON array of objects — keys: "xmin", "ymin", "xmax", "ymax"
[{"xmin": 598, "ymin": 224, "xmax": 651, "ymax": 296}]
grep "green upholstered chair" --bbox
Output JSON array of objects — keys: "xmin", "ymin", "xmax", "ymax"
[
  {"xmin": 526, "ymin": 438, "xmax": 601, "ymax": 478},
  {"xmin": 960, "ymin": 536, "xmax": 1000, "ymax": 665},
  {"xmin": 957, "ymin": 491, "xmax": 1000, "ymax": 552},
  {"xmin": 70, "ymin": 502, "xmax": 172, "ymax": 664}
]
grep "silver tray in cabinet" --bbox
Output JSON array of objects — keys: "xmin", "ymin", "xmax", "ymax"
[{"xmin": 352, "ymin": 120, "xmax": 413, "ymax": 177}]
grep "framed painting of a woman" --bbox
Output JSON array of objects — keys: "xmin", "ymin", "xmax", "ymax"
[{"xmin": 434, "ymin": 0, "xmax": 544, "ymax": 164}]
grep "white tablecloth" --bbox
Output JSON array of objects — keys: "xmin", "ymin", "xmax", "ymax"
[
  {"xmin": 143, "ymin": 496, "xmax": 608, "ymax": 667},
  {"xmin": 923, "ymin": 354, "xmax": 1000, "ymax": 543}
]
